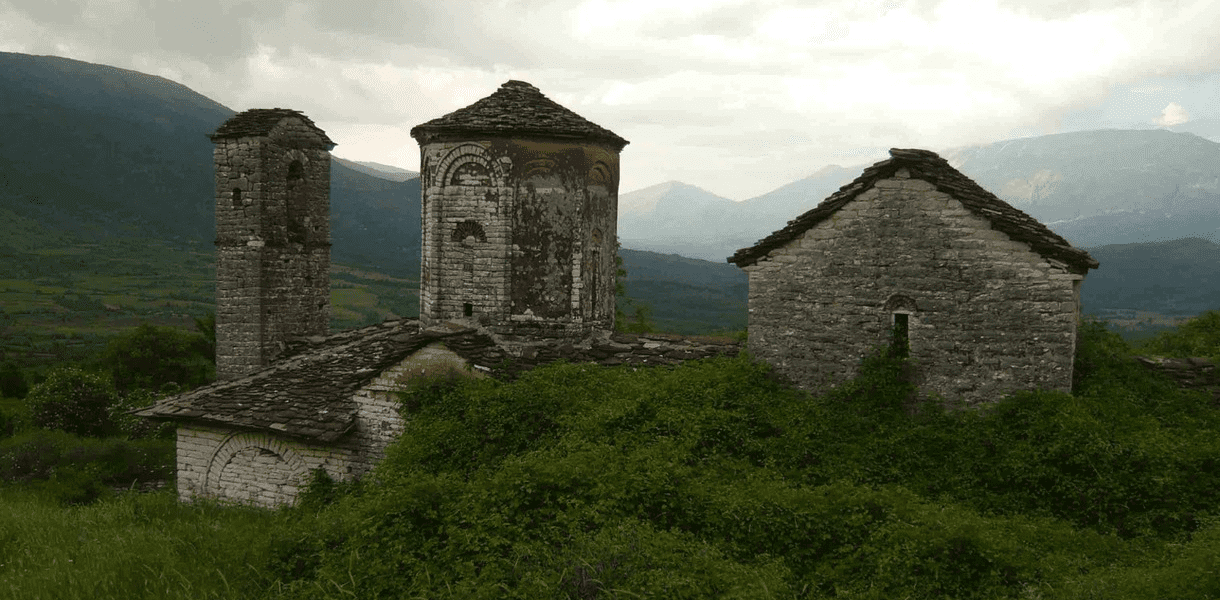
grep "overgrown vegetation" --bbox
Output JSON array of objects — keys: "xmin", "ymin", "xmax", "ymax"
[{"xmin": 0, "ymin": 313, "xmax": 1218, "ymax": 598}]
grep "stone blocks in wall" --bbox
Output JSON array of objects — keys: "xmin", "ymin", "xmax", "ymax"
[
  {"xmin": 213, "ymin": 117, "xmax": 332, "ymax": 380},
  {"xmin": 745, "ymin": 177, "xmax": 1083, "ymax": 405},
  {"xmin": 418, "ymin": 138, "xmax": 619, "ymax": 335}
]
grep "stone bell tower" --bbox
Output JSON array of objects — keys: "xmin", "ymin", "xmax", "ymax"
[
  {"xmin": 410, "ymin": 80, "xmax": 629, "ymax": 337},
  {"xmin": 208, "ymin": 108, "xmax": 335, "ymax": 379}
]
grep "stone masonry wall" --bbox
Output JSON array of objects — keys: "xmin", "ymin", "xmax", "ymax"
[
  {"xmin": 176, "ymin": 342, "xmax": 482, "ymax": 507},
  {"xmin": 743, "ymin": 168, "xmax": 1083, "ymax": 405},
  {"xmin": 214, "ymin": 118, "xmax": 331, "ymax": 380},
  {"xmin": 419, "ymin": 137, "xmax": 619, "ymax": 335}
]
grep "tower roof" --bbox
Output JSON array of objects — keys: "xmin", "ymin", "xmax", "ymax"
[
  {"xmin": 728, "ymin": 148, "xmax": 1099, "ymax": 273},
  {"xmin": 209, "ymin": 108, "xmax": 336, "ymax": 146},
  {"xmin": 410, "ymin": 80, "xmax": 628, "ymax": 149}
]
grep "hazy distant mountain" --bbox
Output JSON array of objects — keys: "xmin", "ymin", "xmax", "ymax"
[
  {"xmin": 620, "ymin": 129, "xmax": 1220, "ymax": 261},
  {"xmin": 334, "ymin": 157, "xmax": 419, "ymax": 182},
  {"xmin": 617, "ymin": 182, "xmax": 744, "ymax": 260},
  {"xmin": 942, "ymin": 129, "xmax": 1220, "ymax": 247},
  {"xmin": 0, "ymin": 51, "xmax": 420, "ymax": 275},
  {"xmin": 1080, "ymin": 237, "xmax": 1220, "ymax": 317}
]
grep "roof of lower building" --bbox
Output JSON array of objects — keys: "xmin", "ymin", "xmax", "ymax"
[
  {"xmin": 727, "ymin": 148, "xmax": 1099, "ymax": 273},
  {"xmin": 208, "ymin": 108, "xmax": 336, "ymax": 146},
  {"xmin": 410, "ymin": 80, "xmax": 629, "ymax": 149},
  {"xmin": 135, "ymin": 320, "xmax": 739, "ymax": 443}
]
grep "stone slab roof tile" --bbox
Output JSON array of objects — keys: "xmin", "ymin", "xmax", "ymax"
[
  {"xmin": 727, "ymin": 148, "xmax": 1099, "ymax": 273},
  {"xmin": 134, "ymin": 320, "xmax": 456, "ymax": 443},
  {"xmin": 208, "ymin": 108, "xmax": 335, "ymax": 146},
  {"xmin": 410, "ymin": 80, "xmax": 628, "ymax": 149},
  {"xmin": 135, "ymin": 319, "xmax": 742, "ymax": 443}
]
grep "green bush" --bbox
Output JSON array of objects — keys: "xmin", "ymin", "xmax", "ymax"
[
  {"xmin": 24, "ymin": 366, "xmax": 120, "ymax": 437},
  {"xmin": 0, "ymin": 360, "xmax": 29, "ymax": 399},
  {"xmin": 1136, "ymin": 309, "xmax": 1220, "ymax": 362},
  {"xmin": 101, "ymin": 322, "xmax": 214, "ymax": 393},
  {"xmin": 0, "ymin": 428, "xmax": 174, "ymax": 506}
]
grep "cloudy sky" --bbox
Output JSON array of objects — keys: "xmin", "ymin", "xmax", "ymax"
[{"xmin": 3, "ymin": 0, "xmax": 1218, "ymax": 200}]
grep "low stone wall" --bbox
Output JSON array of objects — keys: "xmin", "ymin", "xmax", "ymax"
[{"xmin": 1135, "ymin": 356, "xmax": 1220, "ymax": 404}]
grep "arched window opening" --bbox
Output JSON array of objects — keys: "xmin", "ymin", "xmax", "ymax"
[{"xmin": 890, "ymin": 313, "xmax": 910, "ymax": 359}]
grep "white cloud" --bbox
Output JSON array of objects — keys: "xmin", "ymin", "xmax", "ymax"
[{"xmin": 1155, "ymin": 102, "xmax": 1190, "ymax": 126}]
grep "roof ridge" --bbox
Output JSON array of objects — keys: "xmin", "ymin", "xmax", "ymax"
[
  {"xmin": 728, "ymin": 148, "xmax": 1098, "ymax": 272},
  {"xmin": 410, "ymin": 80, "xmax": 628, "ymax": 148}
]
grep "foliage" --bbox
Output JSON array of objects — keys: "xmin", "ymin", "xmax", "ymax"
[
  {"xmin": 3, "ymin": 315, "xmax": 1219, "ymax": 598},
  {"xmin": 0, "ymin": 485, "xmax": 288, "ymax": 599},
  {"xmin": 0, "ymin": 428, "xmax": 173, "ymax": 506},
  {"xmin": 256, "ymin": 325, "xmax": 1220, "ymax": 598},
  {"xmin": 614, "ymin": 239, "xmax": 657, "ymax": 333},
  {"xmin": 1135, "ymin": 309, "xmax": 1220, "ymax": 363},
  {"xmin": 101, "ymin": 322, "xmax": 214, "ymax": 393},
  {"xmin": 0, "ymin": 360, "xmax": 29, "ymax": 399},
  {"xmin": 24, "ymin": 366, "xmax": 121, "ymax": 437}
]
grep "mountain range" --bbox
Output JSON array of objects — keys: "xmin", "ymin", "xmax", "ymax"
[
  {"xmin": 620, "ymin": 131, "xmax": 1220, "ymax": 262},
  {"xmin": 1, "ymin": 50, "xmax": 1218, "ymax": 350}
]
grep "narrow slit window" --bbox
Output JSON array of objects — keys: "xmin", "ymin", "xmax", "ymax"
[
  {"xmin": 232, "ymin": 187, "xmax": 242, "ymax": 208},
  {"xmin": 463, "ymin": 302, "xmax": 473, "ymax": 317},
  {"xmin": 891, "ymin": 313, "xmax": 909, "ymax": 359}
]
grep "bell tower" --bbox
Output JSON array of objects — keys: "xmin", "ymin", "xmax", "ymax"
[{"xmin": 209, "ymin": 108, "xmax": 335, "ymax": 379}]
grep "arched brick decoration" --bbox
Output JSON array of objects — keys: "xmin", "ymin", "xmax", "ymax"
[
  {"xmin": 435, "ymin": 143, "xmax": 506, "ymax": 189},
  {"xmin": 204, "ymin": 431, "xmax": 309, "ymax": 506},
  {"xmin": 452, "ymin": 220, "xmax": 487, "ymax": 243},
  {"xmin": 589, "ymin": 161, "xmax": 613, "ymax": 188}
]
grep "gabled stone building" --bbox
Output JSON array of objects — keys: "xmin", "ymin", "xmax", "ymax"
[
  {"xmin": 728, "ymin": 148, "xmax": 1098, "ymax": 405},
  {"xmin": 136, "ymin": 84, "xmax": 738, "ymax": 508}
]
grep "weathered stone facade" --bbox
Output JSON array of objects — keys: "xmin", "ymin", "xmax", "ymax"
[
  {"xmin": 410, "ymin": 81, "xmax": 628, "ymax": 337},
  {"xmin": 168, "ymin": 339, "xmax": 478, "ymax": 506},
  {"xmin": 209, "ymin": 109, "xmax": 334, "ymax": 380},
  {"xmin": 730, "ymin": 149, "xmax": 1099, "ymax": 405},
  {"xmin": 141, "ymin": 319, "xmax": 739, "ymax": 507}
]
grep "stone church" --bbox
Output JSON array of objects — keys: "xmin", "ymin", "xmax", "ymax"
[
  {"xmin": 728, "ymin": 148, "xmax": 1099, "ymax": 405},
  {"xmin": 135, "ymin": 81, "xmax": 737, "ymax": 508}
]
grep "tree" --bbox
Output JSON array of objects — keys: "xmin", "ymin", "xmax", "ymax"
[
  {"xmin": 613, "ymin": 240, "xmax": 656, "ymax": 333},
  {"xmin": 101, "ymin": 322, "xmax": 214, "ymax": 393},
  {"xmin": 0, "ymin": 361, "xmax": 28, "ymax": 399},
  {"xmin": 24, "ymin": 366, "xmax": 119, "ymax": 437}
]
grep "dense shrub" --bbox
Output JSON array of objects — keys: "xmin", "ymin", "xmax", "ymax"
[
  {"xmin": 0, "ymin": 428, "xmax": 174, "ymax": 505},
  {"xmin": 0, "ymin": 361, "xmax": 29, "ymax": 399},
  {"xmin": 1136, "ymin": 309, "xmax": 1220, "ymax": 362},
  {"xmin": 24, "ymin": 366, "xmax": 120, "ymax": 437},
  {"xmin": 101, "ymin": 322, "xmax": 214, "ymax": 393},
  {"xmin": 258, "ymin": 323, "xmax": 1220, "ymax": 597}
]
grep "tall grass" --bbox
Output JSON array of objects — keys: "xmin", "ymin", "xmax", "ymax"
[{"xmin": 0, "ymin": 486, "xmax": 288, "ymax": 599}]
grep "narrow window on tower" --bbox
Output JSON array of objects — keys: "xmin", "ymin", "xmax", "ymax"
[
  {"xmin": 464, "ymin": 302, "xmax": 473, "ymax": 317},
  {"xmin": 890, "ymin": 313, "xmax": 910, "ymax": 359},
  {"xmin": 287, "ymin": 160, "xmax": 306, "ymax": 243},
  {"xmin": 589, "ymin": 250, "xmax": 600, "ymax": 317},
  {"xmin": 232, "ymin": 187, "xmax": 242, "ymax": 209}
]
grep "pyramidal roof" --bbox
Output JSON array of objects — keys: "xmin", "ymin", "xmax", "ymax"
[
  {"xmin": 209, "ymin": 108, "xmax": 335, "ymax": 146},
  {"xmin": 410, "ymin": 80, "xmax": 628, "ymax": 149},
  {"xmin": 728, "ymin": 148, "xmax": 1099, "ymax": 273}
]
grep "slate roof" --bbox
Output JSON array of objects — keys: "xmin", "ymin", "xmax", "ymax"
[
  {"xmin": 727, "ymin": 148, "xmax": 1099, "ymax": 273},
  {"xmin": 134, "ymin": 320, "xmax": 741, "ymax": 444},
  {"xmin": 133, "ymin": 320, "xmax": 485, "ymax": 443},
  {"xmin": 410, "ymin": 80, "xmax": 628, "ymax": 149},
  {"xmin": 208, "ymin": 108, "xmax": 336, "ymax": 146}
]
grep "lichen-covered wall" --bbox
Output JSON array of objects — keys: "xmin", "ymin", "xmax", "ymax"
[
  {"xmin": 418, "ymin": 137, "xmax": 620, "ymax": 336},
  {"xmin": 742, "ymin": 168, "xmax": 1084, "ymax": 405},
  {"xmin": 213, "ymin": 119, "xmax": 331, "ymax": 380},
  {"xmin": 175, "ymin": 342, "xmax": 482, "ymax": 507}
]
